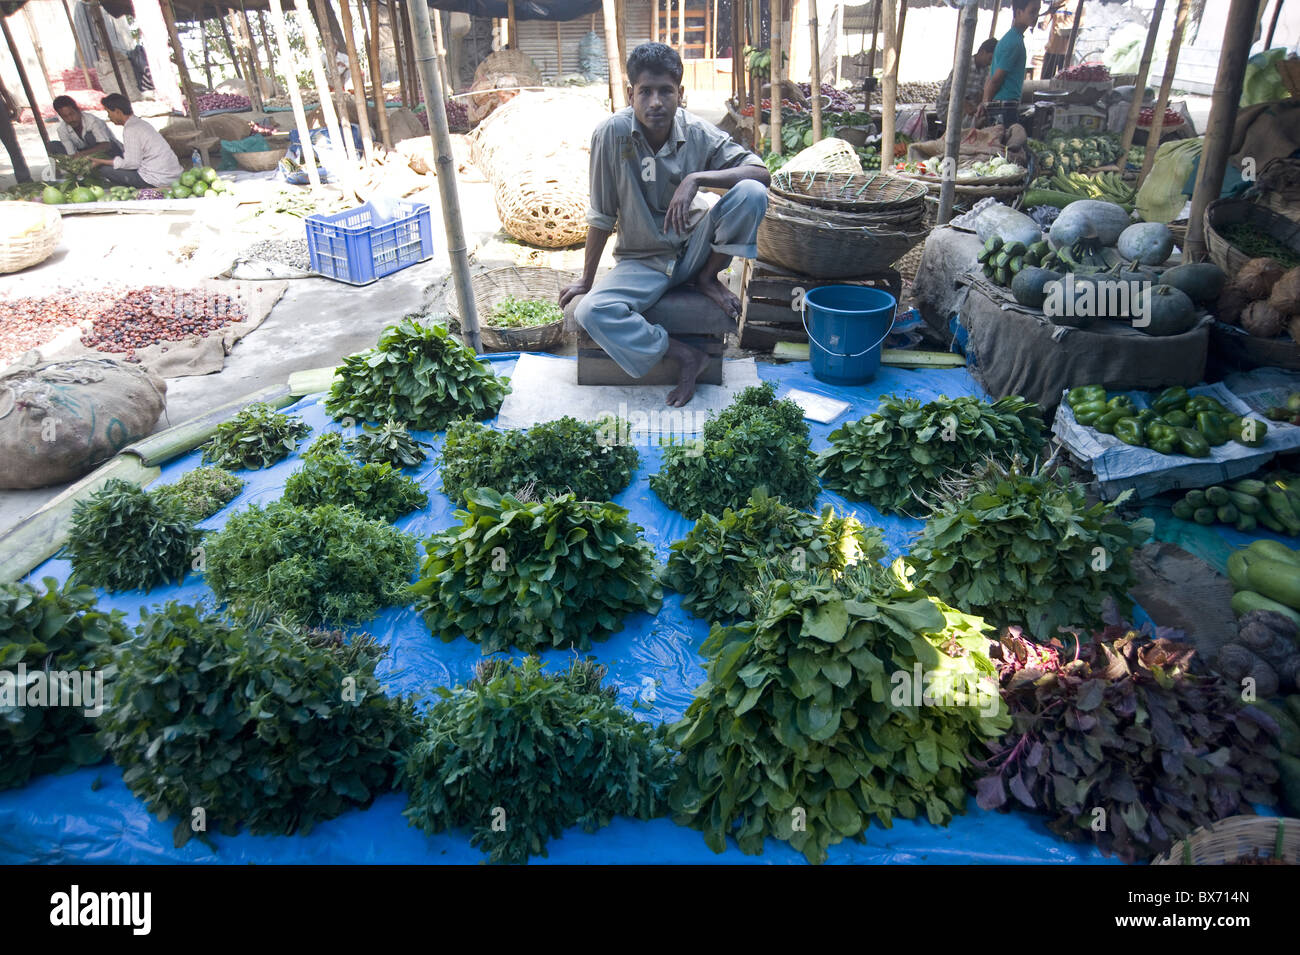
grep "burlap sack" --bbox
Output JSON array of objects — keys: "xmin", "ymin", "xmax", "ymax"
[
  {"xmin": 0, "ymin": 357, "xmax": 166, "ymax": 489},
  {"xmin": 202, "ymin": 114, "xmax": 252, "ymax": 143}
]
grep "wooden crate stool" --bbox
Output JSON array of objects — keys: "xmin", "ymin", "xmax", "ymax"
[
  {"xmin": 738, "ymin": 260, "xmax": 903, "ymax": 351},
  {"xmin": 564, "ymin": 287, "xmax": 736, "ymax": 386}
]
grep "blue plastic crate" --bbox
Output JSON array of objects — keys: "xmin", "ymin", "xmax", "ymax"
[{"xmin": 304, "ymin": 200, "xmax": 433, "ymax": 285}]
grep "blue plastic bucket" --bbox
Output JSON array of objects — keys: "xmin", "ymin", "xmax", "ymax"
[{"xmin": 801, "ymin": 285, "xmax": 897, "ymax": 386}]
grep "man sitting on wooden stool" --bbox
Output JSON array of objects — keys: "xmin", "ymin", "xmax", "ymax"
[{"xmin": 559, "ymin": 42, "xmax": 770, "ymax": 407}]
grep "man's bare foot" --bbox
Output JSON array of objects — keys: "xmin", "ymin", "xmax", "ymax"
[
  {"xmin": 664, "ymin": 337, "xmax": 709, "ymax": 407},
  {"xmin": 691, "ymin": 272, "xmax": 741, "ymax": 320}
]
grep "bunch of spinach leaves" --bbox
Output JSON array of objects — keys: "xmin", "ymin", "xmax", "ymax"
[
  {"xmin": 283, "ymin": 451, "xmax": 428, "ymax": 523},
  {"xmin": 65, "ymin": 479, "xmax": 200, "ymax": 592},
  {"xmin": 345, "ymin": 419, "xmax": 432, "ymax": 469},
  {"xmin": 201, "ymin": 403, "xmax": 311, "ymax": 471},
  {"xmin": 150, "ymin": 467, "xmax": 244, "ymax": 521}
]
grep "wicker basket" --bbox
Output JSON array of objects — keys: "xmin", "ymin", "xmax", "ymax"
[
  {"xmin": 770, "ymin": 169, "xmax": 929, "ymax": 212},
  {"xmin": 494, "ymin": 165, "xmax": 589, "ymax": 249},
  {"xmin": 757, "ymin": 206, "xmax": 928, "ymax": 278},
  {"xmin": 1152, "ymin": 816, "xmax": 1299, "ymax": 865},
  {"xmin": 1205, "ymin": 198, "xmax": 1300, "ymax": 274},
  {"xmin": 782, "ymin": 138, "xmax": 863, "ymax": 175},
  {"xmin": 472, "ymin": 266, "xmax": 576, "ymax": 352},
  {"xmin": 234, "ymin": 147, "xmax": 288, "ymax": 172},
  {"xmin": 0, "ymin": 205, "xmax": 62, "ymax": 274}
]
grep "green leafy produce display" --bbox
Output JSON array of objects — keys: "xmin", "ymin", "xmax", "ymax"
[
  {"xmin": 150, "ymin": 467, "xmax": 244, "ymax": 521},
  {"xmin": 65, "ymin": 479, "xmax": 200, "ymax": 592},
  {"xmin": 102, "ymin": 604, "xmax": 416, "ymax": 846},
  {"xmin": 204, "ymin": 502, "xmax": 418, "ymax": 626},
  {"xmin": 817, "ymin": 395, "xmax": 1045, "ymax": 515},
  {"xmin": 0, "ymin": 578, "xmax": 130, "ymax": 791},
  {"xmin": 1065, "ymin": 385, "xmax": 1270, "ymax": 458},
  {"xmin": 1221, "ymin": 224, "xmax": 1300, "ymax": 269},
  {"xmin": 669, "ymin": 565, "xmax": 1009, "ymax": 864},
  {"xmin": 345, "ymin": 419, "xmax": 432, "ymax": 469},
  {"xmin": 412, "ymin": 489, "xmax": 662, "ymax": 652},
  {"xmin": 906, "ymin": 466, "xmax": 1154, "ymax": 642},
  {"xmin": 283, "ymin": 451, "xmax": 428, "ymax": 523},
  {"xmin": 650, "ymin": 382, "xmax": 819, "ymax": 520},
  {"xmin": 975, "ymin": 625, "xmax": 1279, "ymax": 862},
  {"xmin": 201, "ymin": 402, "xmax": 311, "ymax": 471},
  {"xmin": 403, "ymin": 657, "xmax": 676, "ymax": 864},
  {"xmin": 662, "ymin": 491, "xmax": 884, "ymax": 622},
  {"xmin": 438, "ymin": 416, "xmax": 638, "ymax": 505},
  {"xmin": 324, "ymin": 318, "xmax": 510, "ymax": 431},
  {"xmin": 484, "ymin": 296, "xmax": 564, "ymax": 329}
]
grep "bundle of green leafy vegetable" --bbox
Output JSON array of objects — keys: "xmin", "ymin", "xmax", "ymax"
[
  {"xmin": 412, "ymin": 488, "xmax": 661, "ymax": 652},
  {"xmin": 65, "ymin": 479, "xmax": 200, "ymax": 592},
  {"xmin": 662, "ymin": 491, "xmax": 884, "ymax": 622},
  {"xmin": 650, "ymin": 382, "xmax": 820, "ymax": 520},
  {"xmin": 201, "ymin": 403, "xmax": 311, "ymax": 471},
  {"xmin": 283, "ymin": 451, "xmax": 428, "ymax": 522},
  {"xmin": 906, "ymin": 467, "xmax": 1153, "ymax": 642},
  {"xmin": 669, "ymin": 564, "xmax": 1010, "ymax": 864},
  {"xmin": 403, "ymin": 656, "xmax": 676, "ymax": 864},
  {"xmin": 346, "ymin": 419, "xmax": 431, "ymax": 469},
  {"xmin": 204, "ymin": 501, "xmax": 418, "ymax": 626},
  {"xmin": 816, "ymin": 395, "xmax": 1045, "ymax": 515},
  {"xmin": 0, "ymin": 578, "xmax": 130, "ymax": 791},
  {"xmin": 102, "ymin": 603, "xmax": 417, "ymax": 846},
  {"xmin": 974, "ymin": 624, "xmax": 1280, "ymax": 862},
  {"xmin": 484, "ymin": 296, "xmax": 564, "ymax": 329},
  {"xmin": 150, "ymin": 467, "xmax": 244, "ymax": 521},
  {"xmin": 438, "ymin": 416, "xmax": 638, "ymax": 505},
  {"xmin": 324, "ymin": 318, "xmax": 510, "ymax": 431}
]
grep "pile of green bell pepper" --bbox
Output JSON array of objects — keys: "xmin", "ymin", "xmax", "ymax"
[{"xmin": 1063, "ymin": 385, "xmax": 1269, "ymax": 457}]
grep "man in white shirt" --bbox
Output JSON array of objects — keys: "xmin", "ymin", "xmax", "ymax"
[
  {"xmin": 90, "ymin": 93, "xmax": 183, "ymax": 188},
  {"xmin": 48, "ymin": 95, "xmax": 122, "ymax": 158}
]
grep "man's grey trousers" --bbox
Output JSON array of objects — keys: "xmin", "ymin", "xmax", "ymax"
[{"xmin": 574, "ymin": 179, "xmax": 769, "ymax": 378}]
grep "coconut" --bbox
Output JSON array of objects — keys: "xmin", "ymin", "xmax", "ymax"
[
  {"xmin": 1267, "ymin": 266, "xmax": 1300, "ymax": 317},
  {"xmin": 1216, "ymin": 285, "xmax": 1251, "ymax": 325},
  {"xmin": 1237, "ymin": 257, "xmax": 1286, "ymax": 300},
  {"xmin": 1241, "ymin": 300, "xmax": 1285, "ymax": 338}
]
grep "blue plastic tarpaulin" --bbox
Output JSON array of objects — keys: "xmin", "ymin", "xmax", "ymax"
[{"xmin": 0, "ymin": 358, "xmax": 1120, "ymax": 865}]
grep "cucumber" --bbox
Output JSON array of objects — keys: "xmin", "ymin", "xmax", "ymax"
[
  {"xmin": 1184, "ymin": 489, "xmax": 1207, "ymax": 509},
  {"xmin": 1171, "ymin": 498, "xmax": 1195, "ymax": 521},
  {"xmin": 1228, "ymin": 551, "xmax": 1253, "ymax": 590},
  {"xmin": 1232, "ymin": 590, "xmax": 1300, "ymax": 629},
  {"xmin": 1206, "ymin": 486, "xmax": 1231, "ymax": 507},
  {"xmin": 1193, "ymin": 507, "xmax": 1217, "ymax": 526},
  {"xmin": 977, "ymin": 246, "xmax": 993, "ymax": 264},
  {"xmin": 1246, "ymin": 539, "xmax": 1300, "ymax": 567},
  {"xmin": 1217, "ymin": 504, "xmax": 1239, "ymax": 524},
  {"xmin": 1002, "ymin": 241, "xmax": 1028, "ymax": 257},
  {"xmin": 1245, "ymin": 557, "xmax": 1300, "ymax": 611},
  {"xmin": 1228, "ymin": 491, "xmax": 1261, "ymax": 515},
  {"xmin": 985, "ymin": 235, "xmax": 1004, "ymax": 254},
  {"xmin": 1259, "ymin": 510, "xmax": 1288, "ymax": 534},
  {"xmin": 1009, "ymin": 255, "xmax": 1024, "ymax": 273},
  {"xmin": 1236, "ymin": 514, "xmax": 1257, "ymax": 533},
  {"xmin": 1230, "ymin": 479, "xmax": 1267, "ymax": 498},
  {"xmin": 994, "ymin": 251, "xmax": 1012, "ymax": 268}
]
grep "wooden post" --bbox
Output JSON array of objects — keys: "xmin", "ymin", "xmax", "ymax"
[
  {"xmin": 338, "ymin": 0, "xmax": 376, "ymax": 162},
  {"xmin": 89, "ymin": 2, "xmax": 129, "ymax": 100},
  {"xmin": 678, "ymin": 0, "xmax": 685, "ymax": 57},
  {"xmin": 809, "ymin": 6, "xmax": 821, "ymax": 140},
  {"xmin": 1118, "ymin": 0, "xmax": 1165, "ymax": 157},
  {"xmin": 158, "ymin": 0, "xmax": 204, "ymax": 137},
  {"xmin": 60, "ymin": 0, "xmax": 96, "ymax": 90},
  {"xmin": 258, "ymin": 10, "xmax": 278, "ymax": 81},
  {"xmin": 366, "ymin": 0, "xmax": 392, "ymax": 146},
  {"xmin": 313, "ymin": 0, "xmax": 343, "ymax": 92},
  {"xmin": 1063, "ymin": 0, "xmax": 1084, "ymax": 68},
  {"xmin": 293, "ymin": 0, "xmax": 354, "ymax": 166},
  {"xmin": 938, "ymin": 0, "xmax": 978, "ymax": 223},
  {"xmin": 866, "ymin": 0, "xmax": 880, "ymax": 75},
  {"xmin": 769, "ymin": 0, "xmax": 782, "ymax": 154},
  {"xmin": 990, "ymin": 0, "xmax": 1001, "ymax": 39},
  {"xmin": 237, "ymin": 0, "xmax": 266, "ymax": 110},
  {"xmin": 896, "ymin": 0, "xmax": 907, "ymax": 56},
  {"xmin": 556, "ymin": 19, "xmax": 563, "ymax": 75},
  {"xmin": 616, "ymin": 0, "xmax": 628, "ymax": 72},
  {"xmin": 749, "ymin": 0, "xmax": 760, "ymax": 149},
  {"xmin": 602, "ymin": 0, "xmax": 626, "ymax": 108},
  {"xmin": 406, "ymin": 0, "xmax": 482, "ymax": 350},
  {"xmin": 390, "ymin": 0, "xmax": 409, "ymax": 106},
  {"xmin": 430, "ymin": 6, "xmax": 448, "ymax": 95},
  {"xmin": 1, "ymin": 14, "xmax": 50, "ymax": 151},
  {"xmin": 878, "ymin": 0, "xmax": 897, "ymax": 173},
  {"xmin": 19, "ymin": 5, "xmax": 55, "ymax": 101},
  {"xmin": 217, "ymin": 15, "xmax": 243, "ymax": 78},
  {"xmin": 707, "ymin": 0, "xmax": 715, "ymax": 58},
  {"xmin": 266, "ymin": 0, "xmax": 322, "ymax": 187},
  {"xmin": 202, "ymin": 21, "xmax": 215, "ymax": 90},
  {"xmin": 507, "ymin": 0, "xmax": 518, "ymax": 48},
  {"xmin": 1265, "ymin": 0, "xmax": 1285, "ymax": 48},
  {"xmin": 732, "ymin": 0, "xmax": 744, "ymax": 102},
  {"xmin": 1184, "ymin": 0, "xmax": 1257, "ymax": 261},
  {"xmin": 653, "ymin": 0, "xmax": 660, "ymax": 43},
  {"xmin": 1137, "ymin": 0, "xmax": 1190, "ymax": 187}
]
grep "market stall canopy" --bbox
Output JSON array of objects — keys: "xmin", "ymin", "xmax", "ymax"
[{"xmin": 2, "ymin": 0, "xmax": 602, "ymax": 21}]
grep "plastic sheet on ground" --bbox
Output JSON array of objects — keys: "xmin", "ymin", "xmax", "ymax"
[{"xmin": 2, "ymin": 357, "xmax": 1122, "ymax": 865}]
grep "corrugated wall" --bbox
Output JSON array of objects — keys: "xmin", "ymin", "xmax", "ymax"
[{"xmin": 515, "ymin": 1, "xmax": 654, "ymax": 78}]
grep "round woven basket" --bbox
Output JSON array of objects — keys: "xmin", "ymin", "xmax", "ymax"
[
  {"xmin": 472, "ymin": 266, "xmax": 576, "ymax": 352},
  {"xmin": 782, "ymin": 138, "xmax": 863, "ymax": 176},
  {"xmin": 1152, "ymin": 816, "xmax": 1299, "ymax": 865},
  {"xmin": 0, "ymin": 204, "xmax": 62, "ymax": 274},
  {"xmin": 494, "ymin": 168, "xmax": 589, "ymax": 249},
  {"xmin": 770, "ymin": 169, "xmax": 929, "ymax": 212},
  {"xmin": 234, "ymin": 147, "xmax": 288, "ymax": 172},
  {"xmin": 1205, "ymin": 198, "xmax": 1300, "ymax": 275},
  {"xmin": 757, "ymin": 205, "xmax": 928, "ymax": 278}
]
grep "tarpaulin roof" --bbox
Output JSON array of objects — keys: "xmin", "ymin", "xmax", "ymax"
[{"xmin": 427, "ymin": 0, "xmax": 600, "ymax": 19}]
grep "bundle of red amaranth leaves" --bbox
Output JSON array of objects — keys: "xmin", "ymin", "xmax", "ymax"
[{"xmin": 974, "ymin": 622, "xmax": 1280, "ymax": 863}]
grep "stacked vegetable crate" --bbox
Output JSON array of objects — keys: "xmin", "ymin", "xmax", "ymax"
[{"xmin": 737, "ymin": 260, "xmax": 902, "ymax": 351}]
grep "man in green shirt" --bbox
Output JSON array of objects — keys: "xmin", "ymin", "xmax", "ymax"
[{"xmin": 979, "ymin": 0, "xmax": 1040, "ymax": 129}]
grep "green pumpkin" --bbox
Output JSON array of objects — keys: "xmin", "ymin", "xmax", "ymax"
[
  {"xmin": 1136, "ymin": 284, "xmax": 1197, "ymax": 336},
  {"xmin": 1158, "ymin": 262, "xmax": 1227, "ymax": 305}
]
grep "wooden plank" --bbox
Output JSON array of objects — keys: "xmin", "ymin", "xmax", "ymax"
[
  {"xmin": 577, "ymin": 334, "xmax": 724, "ymax": 353},
  {"xmin": 578, "ymin": 354, "xmax": 724, "ymax": 386},
  {"xmin": 739, "ymin": 322, "xmax": 807, "ymax": 350}
]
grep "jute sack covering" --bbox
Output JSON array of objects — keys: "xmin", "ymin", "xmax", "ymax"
[{"xmin": 0, "ymin": 357, "xmax": 165, "ymax": 489}]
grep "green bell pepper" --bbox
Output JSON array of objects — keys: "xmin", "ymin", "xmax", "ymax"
[
  {"xmin": 1136, "ymin": 409, "xmax": 1160, "ymax": 426},
  {"xmin": 1114, "ymin": 417, "xmax": 1145, "ymax": 446},
  {"xmin": 1152, "ymin": 386, "xmax": 1189, "ymax": 414},
  {"xmin": 1185, "ymin": 395, "xmax": 1227, "ymax": 415},
  {"xmin": 1176, "ymin": 427, "xmax": 1211, "ymax": 458},
  {"xmin": 1067, "ymin": 385, "xmax": 1107, "ymax": 409},
  {"xmin": 1163, "ymin": 409, "xmax": 1192, "ymax": 428},
  {"xmin": 1106, "ymin": 395, "xmax": 1135, "ymax": 412},
  {"xmin": 1230, "ymin": 416, "xmax": 1268, "ymax": 448},
  {"xmin": 1094, "ymin": 409, "xmax": 1128, "ymax": 435},
  {"xmin": 1150, "ymin": 437, "xmax": 1178, "ymax": 455},
  {"xmin": 1195, "ymin": 411, "xmax": 1229, "ymax": 447},
  {"xmin": 1072, "ymin": 400, "xmax": 1110, "ymax": 426}
]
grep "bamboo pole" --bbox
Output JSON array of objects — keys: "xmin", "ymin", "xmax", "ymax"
[
  {"xmin": 266, "ymin": 0, "xmax": 321, "ymax": 187},
  {"xmin": 89, "ymin": 2, "xmax": 129, "ymax": 100},
  {"xmin": 1184, "ymin": 0, "xmax": 1257, "ymax": 261},
  {"xmin": 19, "ymin": 5, "xmax": 55, "ymax": 101},
  {"xmin": 390, "ymin": 0, "xmax": 409, "ymax": 106},
  {"xmin": 1, "ymin": 14, "xmax": 50, "ymax": 150},
  {"xmin": 865, "ymin": 0, "xmax": 880, "ymax": 75},
  {"xmin": 258, "ymin": 10, "xmax": 278, "ymax": 81},
  {"xmin": 1118, "ymin": 0, "xmax": 1165, "ymax": 157},
  {"xmin": 749, "ymin": 0, "xmax": 759, "ymax": 149},
  {"xmin": 556, "ymin": 19, "xmax": 563, "ymax": 75},
  {"xmin": 809, "ymin": 5, "xmax": 821, "ymax": 140},
  {"xmin": 769, "ymin": 0, "xmax": 782, "ymax": 154},
  {"xmin": 1265, "ymin": 0, "xmax": 1285, "ymax": 48},
  {"xmin": 616, "ymin": 0, "xmax": 627, "ymax": 71},
  {"xmin": 1063, "ymin": 0, "xmax": 1084, "ymax": 68},
  {"xmin": 293, "ymin": 0, "xmax": 354, "ymax": 166},
  {"xmin": 202, "ymin": 21, "xmax": 215, "ymax": 89},
  {"xmin": 218, "ymin": 15, "xmax": 243, "ymax": 79},
  {"xmin": 507, "ymin": 0, "xmax": 518, "ymax": 48},
  {"xmin": 938, "ymin": 0, "xmax": 977, "ymax": 224},
  {"xmin": 1137, "ymin": 0, "xmax": 1190, "ymax": 188},
  {"xmin": 406, "ymin": 0, "xmax": 481, "ymax": 352},
  {"xmin": 60, "ymin": 0, "xmax": 95, "ymax": 90},
  {"xmin": 313, "ymin": 0, "xmax": 344, "ymax": 92},
  {"xmin": 237, "ymin": 0, "xmax": 266, "ymax": 111},
  {"xmin": 602, "ymin": 0, "xmax": 626, "ymax": 108},
  {"xmin": 338, "ymin": 0, "xmax": 376, "ymax": 162},
  {"xmin": 678, "ymin": 0, "xmax": 685, "ymax": 56},
  {"xmin": 366, "ymin": 0, "xmax": 392, "ymax": 146},
  {"xmin": 878, "ymin": 0, "xmax": 897, "ymax": 173},
  {"xmin": 157, "ymin": 0, "xmax": 204, "ymax": 137},
  {"xmin": 430, "ymin": 6, "xmax": 448, "ymax": 94},
  {"xmin": 653, "ymin": 0, "xmax": 660, "ymax": 42},
  {"xmin": 990, "ymin": 0, "xmax": 1001, "ymax": 39},
  {"xmin": 732, "ymin": 0, "xmax": 743, "ymax": 103},
  {"xmin": 896, "ymin": 0, "xmax": 907, "ymax": 56},
  {"xmin": 708, "ymin": 0, "xmax": 715, "ymax": 58}
]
